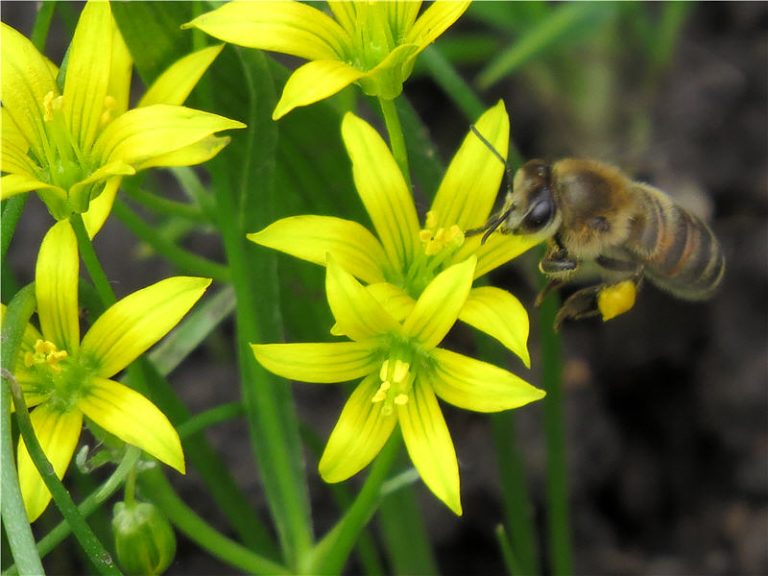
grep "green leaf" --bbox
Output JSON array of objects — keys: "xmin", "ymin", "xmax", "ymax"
[
  {"xmin": 476, "ymin": 2, "xmax": 615, "ymax": 89},
  {"xmin": 203, "ymin": 45, "xmax": 313, "ymax": 568},
  {"xmin": 111, "ymin": 1, "xmax": 195, "ymax": 86}
]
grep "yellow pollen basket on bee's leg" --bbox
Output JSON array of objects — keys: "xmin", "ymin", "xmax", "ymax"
[{"xmin": 597, "ymin": 280, "xmax": 637, "ymax": 321}]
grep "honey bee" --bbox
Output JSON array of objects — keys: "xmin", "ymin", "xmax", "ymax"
[{"xmin": 472, "ymin": 132, "xmax": 725, "ymax": 330}]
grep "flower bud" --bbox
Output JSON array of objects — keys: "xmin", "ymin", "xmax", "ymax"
[{"xmin": 112, "ymin": 501, "xmax": 176, "ymax": 575}]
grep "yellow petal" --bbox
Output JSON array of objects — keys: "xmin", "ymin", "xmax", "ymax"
[
  {"xmin": 36, "ymin": 221, "xmax": 80, "ymax": 353},
  {"xmin": 248, "ymin": 215, "xmax": 388, "ymax": 284},
  {"xmin": 2, "ymin": 108, "xmax": 39, "ymax": 175},
  {"xmin": 80, "ymin": 277, "xmax": 211, "ymax": 378},
  {"xmin": 406, "ymin": 0, "xmax": 471, "ymax": 48},
  {"xmin": 107, "ymin": 18, "xmax": 133, "ymax": 116},
  {"xmin": 0, "ymin": 22, "xmax": 58, "ymax": 159},
  {"xmin": 62, "ymin": 0, "xmax": 114, "ymax": 153},
  {"xmin": 93, "ymin": 104, "xmax": 245, "ymax": 168},
  {"xmin": 251, "ymin": 341, "xmax": 377, "ymax": 384},
  {"xmin": 326, "ymin": 255, "xmax": 399, "ymax": 342},
  {"xmin": 430, "ymin": 101, "xmax": 509, "ymax": 231},
  {"xmin": 342, "ymin": 113, "xmax": 420, "ymax": 273},
  {"xmin": 0, "ymin": 174, "xmax": 64, "ymax": 201},
  {"xmin": 430, "ymin": 348, "xmax": 545, "ymax": 412},
  {"xmin": 398, "ymin": 379, "xmax": 462, "ymax": 515},
  {"xmin": 319, "ymin": 374, "xmax": 397, "ymax": 482},
  {"xmin": 184, "ymin": 0, "xmax": 347, "ymax": 61},
  {"xmin": 82, "ymin": 176, "xmax": 121, "ymax": 238},
  {"xmin": 132, "ymin": 135, "xmax": 232, "ymax": 171},
  {"xmin": 465, "ymin": 233, "xmax": 541, "ymax": 279},
  {"xmin": 388, "ymin": 2, "xmax": 421, "ymax": 38},
  {"xmin": 273, "ymin": 59, "xmax": 365, "ymax": 120},
  {"xmin": 402, "ymin": 257, "xmax": 476, "ymax": 350},
  {"xmin": 367, "ymin": 282, "xmax": 415, "ymax": 323},
  {"xmin": 139, "ymin": 45, "xmax": 224, "ymax": 107},
  {"xmin": 78, "ymin": 378, "xmax": 184, "ymax": 473},
  {"xmin": 459, "ymin": 286, "xmax": 530, "ymax": 367},
  {"xmin": 17, "ymin": 404, "xmax": 83, "ymax": 522}
]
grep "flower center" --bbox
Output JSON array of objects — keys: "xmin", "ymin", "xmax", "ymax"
[
  {"xmin": 24, "ymin": 339, "xmax": 69, "ymax": 373},
  {"xmin": 372, "ymin": 357, "xmax": 412, "ymax": 416},
  {"xmin": 402, "ymin": 211, "xmax": 467, "ymax": 297},
  {"xmin": 419, "ymin": 211, "xmax": 465, "ymax": 257}
]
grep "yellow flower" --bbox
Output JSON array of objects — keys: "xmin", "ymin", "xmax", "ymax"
[
  {"xmin": 3, "ymin": 221, "xmax": 211, "ymax": 522},
  {"xmin": 1, "ymin": 0, "xmax": 245, "ymax": 233},
  {"xmin": 250, "ymin": 101, "xmax": 539, "ymax": 367},
  {"xmin": 184, "ymin": 0, "xmax": 471, "ymax": 119},
  {"xmin": 252, "ymin": 256, "xmax": 544, "ymax": 515}
]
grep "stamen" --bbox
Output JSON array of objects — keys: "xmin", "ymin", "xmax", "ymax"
[
  {"xmin": 420, "ymin": 211, "xmax": 466, "ymax": 257},
  {"xmin": 393, "ymin": 394, "xmax": 409, "ymax": 406},
  {"xmin": 24, "ymin": 339, "xmax": 68, "ymax": 373}
]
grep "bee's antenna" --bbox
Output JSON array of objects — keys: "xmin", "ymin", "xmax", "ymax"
[{"xmin": 469, "ymin": 125, "xmax": 517, "ymax": 244}]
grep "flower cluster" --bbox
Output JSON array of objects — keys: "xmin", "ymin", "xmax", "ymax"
[
  {"xmin": 2, "ymin": 0, "xmax": 236, "ymax": 522},
  {"xmin": 1, "ymin": 0, "xmax": 243, "ymax": 233},
  {"xmin": 185, "ymin": 0, "xmax": 471, "ymax": 119},
  {"xmin": 248, "ymin": 101, "xmax": 544, "ymax": 514}
]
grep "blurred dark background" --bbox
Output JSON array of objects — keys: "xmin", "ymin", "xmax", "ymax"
[{"xmin": 3, "ymin": 2, "xmax": 766, "ymax": 575}]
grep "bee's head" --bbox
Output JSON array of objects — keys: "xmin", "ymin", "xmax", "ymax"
[{"xmin": 501, "ymin": 160, "xmax": 561, "ymax": 239}]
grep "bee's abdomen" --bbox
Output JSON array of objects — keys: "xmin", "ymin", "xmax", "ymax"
[{"xmin": 631, "ymin": 188, "xmax": 725, "ymax": 300}]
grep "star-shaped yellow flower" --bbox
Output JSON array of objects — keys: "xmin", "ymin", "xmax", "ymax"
[
  {"xmin": 3, "ymin": 221, "xmax": 210, "ymax": 521},
  {"xmin": 253, "ymin": 255, "xmax": 544, "ymax": 515},
  {"xmin": 185, "ymin": 0, "xmax": 471, "ymax": 119},
  {"xmin": 1, "ymin": 0, "xmax": 245, "ymax": 233},
  {"xmin": 250, "ymin": 101, "xmax": 539, "ymax": 367}
]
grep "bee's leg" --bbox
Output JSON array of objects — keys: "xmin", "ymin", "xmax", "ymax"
[
  {"xmin": 553, "ymin": 285, "xmax": 603, "ymax": 332},
  {"xmin": 536, "ymin": 241, "xmax": 579, "ymax": 307},
  {"xmin": 535, "ymin": 279, "xmax": 564, "ymax": 307}
]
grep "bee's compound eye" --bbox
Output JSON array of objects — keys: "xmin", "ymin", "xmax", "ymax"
[{"xmin": 524, "ymin": 199, "xmax": 554, "ymax": 231}]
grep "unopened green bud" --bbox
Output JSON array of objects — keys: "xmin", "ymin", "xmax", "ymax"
[{"xmin": 112, "ymin": 501, "xmax": 176, "ymax": 575}]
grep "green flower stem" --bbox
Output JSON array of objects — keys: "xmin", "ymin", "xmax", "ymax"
[
  {"xmin": 490, "ymin": 412, "xmax": 540, "ymax": 576},
  {"xmin": 69, "ymin": 213, "xmax": 117, "ymax": 307},
  {"xmin": 8, "ymin": 371, "xmax": 120, "ymax": 575},
  {"xmin": 421, "ymin": 45, "xmax": 485, "ymax": 119},
  {"xmin": 138, "ymin": 466, "xmax": 291, "ymax": 576},
  {"xmin": 131, "ymin": 360, "xmax": 274, "ymax": 555},
  {"xmin": 1, "ymin": 196, "xmax": 29, "ymax": 263},
  {"xmin": 23, "ymin": 448, "xmax": 142, "ymax": 569},
  {"xmin": 495, "ymin": 524, "xmax": 524, "ymax": 576},
  {"xmin": 1, "ymin": 284, "xmax": 44, "ymax": 576},
  {"xmin": 421, "ymin": 45, "xmax": 524, "ymax": 170},
  {"xmin": 378, "ymin": 479, "xmax": 437, "ymax": 576},
  {"xmin": 310, "ymin": 434, "xmax": 401, "ymax": 575},
  {"xmin": 539, "ymin": 287, "xmax": 572, "ymax": 576},
  {"xmin": 301, "ymin": 423, "xmax": 385, "ymax": 576},
  {"xmin": 122, "ymin": 184, "xmax": 207, "ymax": 223},
  {"xmin": 379, "ymin": 96, "xmax": 412, "ymax": 189},
  {"xmin": 30, "ymin": 0, "xmax": 56, "ymax": 50},
  {"xmin": 73, "ymin": 213, "xmax": 268, "ymax": 553},
  {"xmin": 4, "ymin": 447, "xmax": 142, "ymax": 575},
  {"xmin": 112, "ymin": 199, "xmax": 231, "ymax": 283},
  {"xmin": 176, "ymin": 402, "xmax": 244, "ymax": 440}
]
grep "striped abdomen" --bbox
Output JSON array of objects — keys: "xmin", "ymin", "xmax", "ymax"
[{"xmin": 628, "ymin": 184, "xmax": 725, "ymax": 300}]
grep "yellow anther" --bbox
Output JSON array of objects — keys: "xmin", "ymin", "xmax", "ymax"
[
  {"xmin": 43, "ymin": 91, "xmax": 56, "ymax": 122},
  {"xmin": 420, "ymin": 213, "xmax": 466, "ymax": 257},
  {"xmin": 24, "ymin": 339, "xmax": 68, "ymax": 372},
  {"xmin": 372, "ymin": 389, "xmax": 387, "ymax": 403},
  {"xmin": 424, "ymin": 211, "xmax": 438, "ymax": 230},
  {"xmin": 393, "ymin": 394, "xmax": 409, "ymax": 406},
  {"xmin": 379, "ymin": 360, "xmax": 389, "ymax": 382},
  {"xmin": 392, "ymin": 359, "xmax": 409, "ymax": 383}
]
